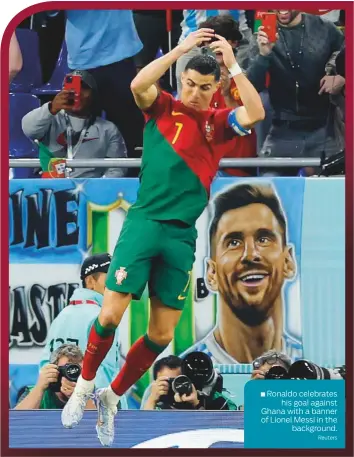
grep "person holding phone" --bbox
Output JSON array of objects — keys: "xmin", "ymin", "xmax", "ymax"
[
  {"xmin": 21, "ymin": 70, "xmax": 128, "ymax": 178},
  {"xmin": 247, "ymin": 10, "xmax": 344, "ymax": 176},
  {"xmin": 198, "ymin": 15, "xmax": 258, "ymax": 178}
]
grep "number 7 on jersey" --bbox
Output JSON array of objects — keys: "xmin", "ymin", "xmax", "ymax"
[{"xmin": 172, "ymin": 122, "xmax": 183, "ymax": 145}]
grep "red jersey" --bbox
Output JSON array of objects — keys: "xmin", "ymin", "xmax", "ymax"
[
  {"xmin": 131, "ymin": 91, "xmax": 250, "ymax": 225},
  {"xmin": 211, "ymin": 79, "xmax": 257, "ymax": 177}
]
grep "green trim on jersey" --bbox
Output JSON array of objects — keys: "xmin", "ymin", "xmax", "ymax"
[{"xmin": 130, "ymin": 119, "xmax": 208, "ymax": 225}]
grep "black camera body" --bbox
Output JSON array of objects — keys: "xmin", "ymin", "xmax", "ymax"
[
  {"xmin": 48, "ymin": 363, "xmax": 81, "ymax": 392},
  {"xmin": 158, "ymin": 375, "xmax": 193, "ymax": 407}
]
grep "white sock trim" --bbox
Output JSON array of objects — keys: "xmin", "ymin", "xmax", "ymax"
[
  {"xmin": 77, "ymin": 375, "xmax": 95, "ymax": 391},
  {"xmin": 106, "ymin": 385, "xmax": 121, "ymax": 404}
]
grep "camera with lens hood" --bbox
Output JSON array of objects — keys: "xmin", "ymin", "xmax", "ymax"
[
  {"xmin": 157, "ymin": 352, "xmax": 224, "ymax": 409},
  {"xmin": 263, "ymin": 360, "xmax": 345, "ymax": 381},
  {"xmin": 49, "ymin": 363, "xmax": 81, "ymax": 392}
]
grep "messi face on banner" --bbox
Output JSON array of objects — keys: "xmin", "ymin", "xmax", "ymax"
[{"xmin": 184, "ymin": 180, "xmax": 303, "ymax": 365}]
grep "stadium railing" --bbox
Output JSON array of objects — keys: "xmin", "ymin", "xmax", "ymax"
[{"xmin": 9, "ymin": 157, "xmax": 322, "ymax": 168}]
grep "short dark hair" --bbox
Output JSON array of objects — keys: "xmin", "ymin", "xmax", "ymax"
[
  {"xmin": 153, "ymin": 355, "xmax": 182, "ymax": 380},
  {"xmin": 184, "ymin": 54, "xmax": 221, "ymax": 82},
  {"xmin": 209, "ymin": 183, "xmax": 287, "ymax": 253},
  {"xmin": 199, "ymin": 14, "xmax": 242, "ymax": 42},
  {"xmin": 82, "ymin": 271, "xmax": 102, "ymax": 288}
]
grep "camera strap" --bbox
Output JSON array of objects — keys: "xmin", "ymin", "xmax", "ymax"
[{"xmin": 64, "ymin": 113, "xmax": 89, "ymax": 160}]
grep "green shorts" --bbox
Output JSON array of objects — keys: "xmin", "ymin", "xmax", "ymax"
[{"xmin": 105, "ymin": 211, "xmax": 197, "ymax": 310}]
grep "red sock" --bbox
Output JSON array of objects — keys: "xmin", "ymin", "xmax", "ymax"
[
  {"xmin": 82, "ymin": 318, "xmax": 115, "ymax": 381},
  {"xmin": 111, "ymin": 335, "xmax": 167, "ymax": 396}
]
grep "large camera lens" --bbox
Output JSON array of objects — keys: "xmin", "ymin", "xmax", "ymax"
[
  {"xmin": 288, "ymin": 360, "xmax": 330, "ymax": 380},
  {"xmin": 63, "ymin": 363, "xmax": 81, "ymax": 382},
  {"xmin": 66, "ymin": 76, "xmax": 73, "ymax": 83},
  {"xmin": 182, "ymin": 352, "xmax": 213, "ymax": 390},
  {"xmin": 172, "ymin": 375, "xmax": 193, "ymax": 396},
  {"xmin": 264, "ymin": 366, "xmax": 289, "ymax": 380}
]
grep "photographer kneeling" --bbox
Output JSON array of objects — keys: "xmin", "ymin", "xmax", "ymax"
[
  {"xmin": 143, "ymin": 352, "xmax": 237, "ymax": 410},
  {"xmin": 15, "ymin": 344, "xmax": 95, "ymax": 410}
]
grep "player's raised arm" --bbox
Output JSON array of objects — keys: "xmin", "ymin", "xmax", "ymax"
[
  {"xmin": 130, "ymin": 28, "xmax": 216, "ymax": 110},
  {"xmin": 210, "ymin": 35, "xmax": 265, "ymax": 129}
]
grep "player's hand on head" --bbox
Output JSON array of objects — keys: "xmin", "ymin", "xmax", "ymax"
[
  {"xmin": 209, "ymin": 34, "xmax": 237, "ymax": 69},
  {"xmin": 38, "ymin": 364, "xmax": 59, "ymax": 390},
  {"xmin": 60, "ymin": 377, "xmax": 77, "ymax": 398},
  {"xmin": 150, "ymin": 376, "xmax": 170, "ymax": 401},
  {"xmin": 257, "ymin": 26, "xmax": 278, "ymax": 57},
  {"xmin": 251, "ymin": 369, "xmax": 266, "ymax": 380},
  {"xmin": 220, "ymin": 67, "xmax": 231, "ymax": 95},
  {"xmin": 179, "ymin": 28, "xmax": 215, "ymax": 54}
]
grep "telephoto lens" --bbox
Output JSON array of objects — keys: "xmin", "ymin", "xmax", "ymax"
[
  {"xmin": 182, "ymin": 352, "xmax": 215, "ymax": 390},
  {"xmin": 288, "ymin": 360, "xmax": 334, "ymax": 380}
]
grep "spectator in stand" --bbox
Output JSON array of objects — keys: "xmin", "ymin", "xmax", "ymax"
[
  {"xmin": 198, "ymin": 15, "xmax": 257, "ymax": 177},
  {"xmin": 64, "ymin": 10, "xmax": 144, "ymax": 163},
  {"xmin": 22, "ymin": 70, "xmax": 127, "ymax": 178},
  {"xmin": 247, "ymin": 10, "xmax": 344, "ymax": 176},
  {"xmin": 176, "ymin": 10, "xmax": 252, "ymax": 96},
  {"xmin": 133, "ymin": 10, "xmax": 183, "ymax": 93},
  {"xmin": 15, "ymin": 344, "xmax": 95, "ymax": 410},
  {"xmin": 9, "ymin": 32, "xmax": 23, "ymax": 83}
]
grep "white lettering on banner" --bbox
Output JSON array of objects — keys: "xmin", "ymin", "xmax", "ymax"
[
  {"xmin": 133, "ymin": 428, "xmax": 244, "ymax": 448},
  {"xmin": 9, "ymin": 264, "xmax": 80, "ymax": 364}
]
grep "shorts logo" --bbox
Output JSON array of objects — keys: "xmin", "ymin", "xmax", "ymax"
[
  {"xmin": 115, "ymin": 267, "xmax": 127, "ymax": 285},
  {"xmin": 178, "ymin": 271, "xmax": 192, "ymax": 301}
]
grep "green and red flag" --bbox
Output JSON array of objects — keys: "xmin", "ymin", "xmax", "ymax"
[{"xmin": 36, "ymin": 141, "xmax": 66, "ymax": 178}]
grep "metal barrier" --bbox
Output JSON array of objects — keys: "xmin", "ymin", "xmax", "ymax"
[{"xmin": 9, "ymin": 158, "xmax": 322, "ymax": 168}]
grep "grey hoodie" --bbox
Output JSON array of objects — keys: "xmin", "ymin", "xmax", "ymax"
[{"xmin": 22, "ymin": 102, "xmax": 128, "ymax": 178}]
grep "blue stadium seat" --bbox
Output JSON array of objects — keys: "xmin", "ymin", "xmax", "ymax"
[
  {"xmin": 10, "ymin": 29, "xmax": 42, "ymax": 93},
  {"xmin": 32, "ymin": 40, "xmax": 69, "ymax": 96},
  {"xmin": 9, "ymin": 93, "xmax": 40, "ymax": 179}
]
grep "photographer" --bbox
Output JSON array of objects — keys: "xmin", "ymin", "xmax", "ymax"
[
  {"xmin": 251, "ymin": 350, "xmax": 292, "ymax": 380},
  {"xmin": 142, "ymin": 355, "xmax": 198, "ymax": 410},
  {"xmin": 143, "ymin": 352, "xmax": 237, "ymax": 410},
  {"xmin": 15, "ymin": 345, "xmax": 95, "ymax": 410}
]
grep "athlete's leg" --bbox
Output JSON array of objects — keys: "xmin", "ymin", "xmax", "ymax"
[
  {"xmin": 81, "ymin": 289, "xmax": 132, "ymax": 382},
  {"xmin": 110, "ymin": 297, "xmax": 182, "ymax": 395},
  {"xmin": 95, "ymin": 297, "xmax": 182, "ymax": 447},
  {"xmin": 62, "ymin": 213, "xmax": 157, "ymax": 432}
]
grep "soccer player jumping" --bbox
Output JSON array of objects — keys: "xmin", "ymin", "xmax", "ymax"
[{"xmin": 62, "ymin": 28, "xmax": 264, "ymax": 446}]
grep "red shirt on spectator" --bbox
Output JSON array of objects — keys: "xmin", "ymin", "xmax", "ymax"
[{"xmin": 211, "ymin": 79, "xmax": 257, "ymax": 177}]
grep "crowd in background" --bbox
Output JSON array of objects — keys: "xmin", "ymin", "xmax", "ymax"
[{"xmin": 9, "ymin": 9, "xmax": 345, "ymax": 179}]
